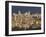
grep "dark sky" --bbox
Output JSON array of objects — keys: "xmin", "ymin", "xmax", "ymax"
[{"xmin": 12, "ymin": 6, "xmax": 41, "ymax": 14}]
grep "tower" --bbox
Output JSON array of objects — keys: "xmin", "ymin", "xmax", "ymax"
[{"xmin": 18, "ymin": 10, "xmax": 21, "ymax": 15}]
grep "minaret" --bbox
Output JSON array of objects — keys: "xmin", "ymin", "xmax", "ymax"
[
  {"xmin": 24, "ymin": 12, "xmax": 28, "ymax": 16},
  {"xmin": 18, "ymin": 10, "xmax": 21, "ymax": 15},
  {"xmin": 28, "ymin": 11, "xmax": 30, "ymax": 15},
  {"xmin": 13, "ymin": 13, "xmax": 16, "ymax": 16},
  {"xmin": 27, "ymin": 11, "xmax": 30, "ymax": 17},
  {"xmin": 24, "ymin": 11, "xmax": 30, "ymax": 17}
]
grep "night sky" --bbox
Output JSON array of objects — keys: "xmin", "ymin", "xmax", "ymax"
[{"xmin": 12, "ymin": 6, "xmax": 41, "ymax": 14}]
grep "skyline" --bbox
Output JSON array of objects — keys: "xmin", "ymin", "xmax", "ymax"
[{"xmin": 12, "ymin": 6, "xmax": 41, "ymax": 14}]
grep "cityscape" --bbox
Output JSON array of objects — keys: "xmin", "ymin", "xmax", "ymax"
[{"xmin": 12, "ymin": 11, "xmax": 41, "ymax": 31}]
